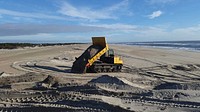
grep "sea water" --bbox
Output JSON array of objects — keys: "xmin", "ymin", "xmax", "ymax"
[{"xmin": 122, "ymin": 41, "xmax": 200, "ymax": 51}]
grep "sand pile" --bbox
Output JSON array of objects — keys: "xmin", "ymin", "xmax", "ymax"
[
  {"xmin": 88, "ymin": 75, "xmax": 126, "ymax": 85},
  {"xmin": 171, "ymin": 64, "xmax": 199, "ymax": 71},
  {"xmin": 0, "ymin": 72, "xmax": 12, "ymax": 77},
  {"xmin": 0, "ymin": 72, "xmax": 44, "ymax": 85},
  {"xmin": 53, "ymin": 55, "xmax": 69, "ymax": 61},
  {"xmin": 39, "ymin": 75, "xmax": 59, "ymax": 88}
]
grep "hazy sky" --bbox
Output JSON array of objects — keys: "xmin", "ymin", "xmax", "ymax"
[{"xmin": 0, "ymin": 0, "xmax": 200, "ymax": 42}]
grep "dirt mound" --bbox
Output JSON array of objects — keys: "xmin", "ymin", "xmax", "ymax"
[
  {"xmin": 40, "ymin": 75, "xmax": 59, "ymax": 87},
  {"xmin": 174, "ymin": 92, "xmax": 190, "ymax": 98},
  {"xmin": 171, "ymin": 64, "xmax": 199, "ymax": 71},
  {"xmin": 152, "ymin": 90, "xmax": 190, "ymax": 100},
  {"xmin": 0, "ymin": 72, "xmax": 11, "ymax": 77},
  {"xmin": 53, "ymin": 55, "xmax": 69, "ymax": 61},
  {"xmin": 88, "ymin": 75, "xmax": 126, "ymax": 85},
  {"xmin": 41, "ymin": 75, "xmax": 58, "ymax": 86},
  {"xmin": 154, "ymin": 82, "xmax": 200, "ymax": 90},
  {"xmin": 0, "ymin": 72, "xmax": 45, "ymax": 86}
]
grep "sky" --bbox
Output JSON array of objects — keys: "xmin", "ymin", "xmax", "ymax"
[{"xmin": 0, "ymin": 0, "xmax": 200, "ymax": 43}]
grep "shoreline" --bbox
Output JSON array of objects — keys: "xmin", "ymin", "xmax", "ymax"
[
  {"xmin": 0, "ymin": 43, "xmax": 86, "ymax": 49},
  {"xmin": 1, "ymin": 41, "xmax": 199, "ymax": 52},
  {"xmin": 113, "ymin": 43, "xmax": 200, "ymax": 53}
]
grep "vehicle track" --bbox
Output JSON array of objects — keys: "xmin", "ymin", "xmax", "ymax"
[
  {"xmin": 123, "ymin": 63, "xmax": 200, "ymax": 83},
  {"xmin": 0, "ymin": 90, "xmax": 129, "ymax": 112},
  {"xmin": 122, "ymin": 97, "xmax": 200, "ymax": 109},
  {"xmin": 7, "ymin": 52, "xmax": 200, "ymax": 111}
]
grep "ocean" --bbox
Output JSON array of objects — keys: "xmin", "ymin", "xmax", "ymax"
[{"xmin": 121, "ymin": 41, "xmax": 200, "ymax": 51}]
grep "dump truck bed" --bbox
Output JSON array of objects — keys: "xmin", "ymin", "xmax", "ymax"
[
  {"xmin": 87, "ymin": 37, "xmax": 108, "ymax": 66},
  {"xmin": 71, "ymin": 37, "xmax": 109, "ymax": 73}
]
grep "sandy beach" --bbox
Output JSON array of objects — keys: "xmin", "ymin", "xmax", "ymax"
[{"xmin": 0, "ymin": 44, "xmax": 200, "ymax": 112}]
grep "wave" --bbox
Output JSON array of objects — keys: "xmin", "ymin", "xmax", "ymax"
[{"xmin": 120, "ymin": 41, "xmax": 200, "ymax": 51}]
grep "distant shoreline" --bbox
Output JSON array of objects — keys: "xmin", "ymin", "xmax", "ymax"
[
  {"xmin": 0, "ymin": 43, "xmax": 86, "ymax": 49},
  {"xmin": 118, "ymin": 40, "xmax": 200, "ymax": 51},
  {"xmin": 1, "ymin": 40, "xmax": 200, "ymax": 51}
]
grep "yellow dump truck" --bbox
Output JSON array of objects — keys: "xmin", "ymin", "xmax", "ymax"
[{"xmin": 71, "ymin": 37, "xmax": 123, "ymax": 73}]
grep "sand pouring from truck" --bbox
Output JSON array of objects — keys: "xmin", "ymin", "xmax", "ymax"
[{"xmin": 71, "ymin": 37, "xmax": 123, "ymax": 73}]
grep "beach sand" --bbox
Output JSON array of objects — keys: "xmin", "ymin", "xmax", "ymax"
[{"xmin": 0, "ymin": 44, "xmax": 200, "ymax": 111}]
